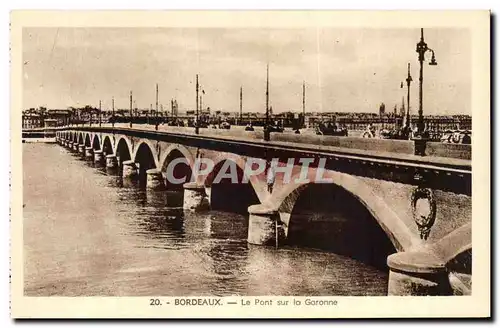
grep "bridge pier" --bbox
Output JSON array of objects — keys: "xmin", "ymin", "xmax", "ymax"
[
  {"xmin": 146, "ymin": 168, "xmax": 165, "ymax": 190},
  {"xmin": 94, "ymin": 150, "xmax": 104, "ymax": 166},
  {"xmin": 183, "ymin": 182, "xmax": 209, "ymax": 211},
  {"xmin": 69, "ymin": 141, "xmax": 74, "ymax": 151},
  {"xmin": 122, "ymin": 160, "xmax": 138, "ymax": 179},
  {"xmin": 247, "ymin": 204, "xmax": 284, "ymax": 246},
  {"xmin": 387, "ymin": 251, "xmax": 452, "ymax": 296},
  {"xmin": 106, "ymin": 155, "xmax": 118, "ymax": 169},
  {"xmin": 85, "ymin": 147, "xmax": 93, "ymax": 160},
  {"xmin": 78, "ymin": 144, "xmax": 85, "ymax": 155},
  {"xmin": 72, "ymin": 142, "xmax": 78, "ymax": 152}
]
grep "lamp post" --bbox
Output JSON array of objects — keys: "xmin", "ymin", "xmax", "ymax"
[
  {"xmin": 195, "ymin": 74, "xmax": 199, "ymax": 134},
  {"xmin": 155, "ymin": 83, "xmax": 159, "ymax": 131},
  {"xmin": 200, "ymin": 93, "xmax": 203, "ymax": 115},
  {"xmin": 161, "ymin": 104, "xmax": 165, "ymax": 126},
  {"xmin": 112, "ymin": 96, "xmax": 115, "ymax": 128},
  {"xmin": 99, "ymin": 100, "xmax": 102, "ymax": 127},
  {"xmin": 264, "ymin": 63, "xmax": 270, "ymax": 141},
  {"xmin": 404, "ymin": 63, "xmax": 412, "ymax": 137},
  {"xmin": 129, "ymin": 91, "xmax": 133, "ymax": 128},
  {"xmin": 302, "ymin": 80, "xmax": 306, "ymax": 128},
  {"xmin": 171, "ymin": 99, "xmax": 174, "ymax": 119},
  {"xmin": 239, "ymin": 86, "xmax": 243, "ymax": 125},
  {"xmin": 414, "ymin": 28, "xmax": 437, "ymax": 155},
  {"xmin": 148, "ymin": 104, "xmax": 152, "ymax": 125}
]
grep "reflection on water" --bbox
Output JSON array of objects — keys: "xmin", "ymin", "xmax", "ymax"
[{"xmin": 23, "ymin": 143, "xmax": 389, "ymax": 296}]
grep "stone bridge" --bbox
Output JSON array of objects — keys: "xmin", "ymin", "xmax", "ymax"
[{"xmin": 56, "ymin": 126, "xmax": 472, "ymax": 296}]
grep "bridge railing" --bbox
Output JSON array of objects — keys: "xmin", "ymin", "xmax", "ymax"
[{"xmin": 59, "ymin": 124, "xmax": 472, "ymax": 161}]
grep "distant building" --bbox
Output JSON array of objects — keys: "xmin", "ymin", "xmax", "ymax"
[
  {"xmin": 22, "ymin": 108, "xmax": 71, "ymax": 128},
  {"xmin": 22, "ymin": 113, "xmax": 43, "ymax": 129},
  {"xmin": 47, "ymin": 109, "xmax": 72, "ymax": 125},
  {"xmin": 44, "ymin": 119, "xmax": 58, "ymax": 128}
]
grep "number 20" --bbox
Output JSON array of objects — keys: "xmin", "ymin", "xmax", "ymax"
[{"xmin": 150, "ymin": 298, "xmax": 161, "ymax": 306}]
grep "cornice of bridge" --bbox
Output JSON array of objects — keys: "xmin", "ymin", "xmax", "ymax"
[{"xmin": 62, "ymin": 126, "xmax": 471, "ymax": 196}]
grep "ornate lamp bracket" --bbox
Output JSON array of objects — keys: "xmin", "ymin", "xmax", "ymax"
[{"xmin": 411, "ymin": 171, "xmax": 437, "ymax": 241}]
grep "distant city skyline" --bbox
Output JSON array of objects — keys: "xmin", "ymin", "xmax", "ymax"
[{"xmin": 22, "ymin": 27, "xmax": 471, "ymax": 115}]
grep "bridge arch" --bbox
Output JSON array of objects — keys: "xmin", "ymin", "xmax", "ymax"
[
  {"xmin": 132, "ymin": 140, "xmax": 160, "ymax": 168},
  {"xmin": 102, "ymin": 136, "xmax": 113, "ymax": 156},
  {"xmin": 429, "ymin": 224, "xmax": 472, "ymax": 296},
  {"xmin": 201, "ymin": 155, "xmax": 262, "ymax": 214},
  {"xmin": 116, "ymin": 137, "xmax": 132, "ymax": 165},
  {"xmin": 431, "ymin": 223, "xmax": 471, "ymax": 265},
  {"xmin": 78, "ymin": 132, "xmax": 84, "ymax": 145},
  {"xmin": 84, "ymin": 133, "xmax": 91, "ymax": 147},
  {"xmin": 270, "ymin": 170, "xmax": 420, "ymax": 255},
  {"xmin": 446, "ymin": 246, "xmax": 472, "ymax": 295},
  {"xmin": 202, "ymin": 153, "xmax": 269, "ymax": 204},
  {"xmin": 133, "ymin": 141, "xmax": 159, "ymax": 186},
  {"xmin": 159, "ymin": 144, "xmax": 195, "ymax": 191},
  {"xmin": 92, "ymin": 134, "xmax": 101, "ymax": 150}
]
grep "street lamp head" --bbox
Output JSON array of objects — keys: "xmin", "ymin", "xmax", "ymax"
[{"xmin": 429, "ymin": 50, "xmax": 438, "ymax": 66}]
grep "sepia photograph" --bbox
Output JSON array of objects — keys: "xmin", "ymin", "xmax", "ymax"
[{"xmin": 10, "ymin": 10, "xmax": 490, "ymax": 318}]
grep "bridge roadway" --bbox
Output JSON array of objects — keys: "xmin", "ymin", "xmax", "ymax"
[{"xmin": 55, "ymin": 124, "xmax": 472, "ymax": 296}]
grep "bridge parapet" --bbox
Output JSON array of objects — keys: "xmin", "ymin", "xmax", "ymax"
[
  {"xmin": 59, "ymin": 125, "xmax": 471, "ymax": 160},
  {"xmin": 56, "ymin": 126, "xmax": 472, "ymax": 296}
]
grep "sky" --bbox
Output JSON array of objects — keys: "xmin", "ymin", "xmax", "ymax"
[{"xmin": 22, "ymin": 27, "xmax": 471, "ymax": 115}]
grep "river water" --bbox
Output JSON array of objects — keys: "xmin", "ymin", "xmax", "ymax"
[{"xmin": 23, "ymin": 143, "xmax": 389, "ymax": 296}]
